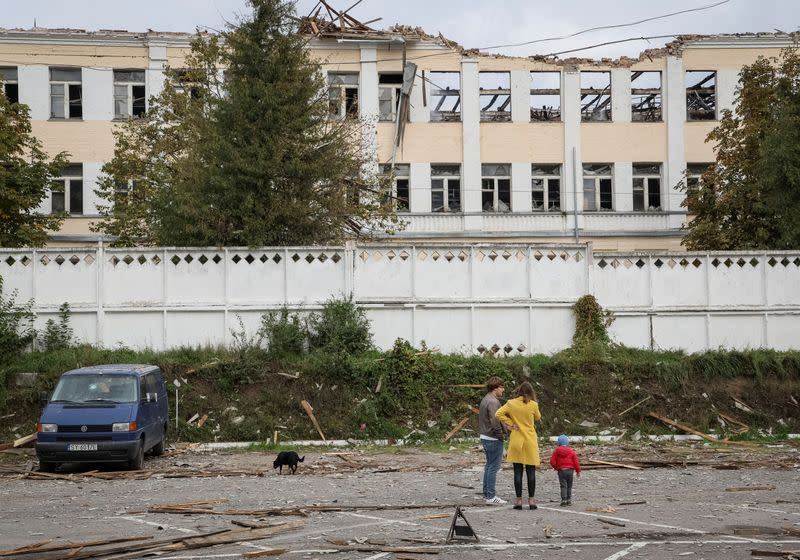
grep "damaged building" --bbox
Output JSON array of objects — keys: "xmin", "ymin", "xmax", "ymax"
[{"xmin": 0, "ymin": 9, "xmax": 795, "ymax": 250}]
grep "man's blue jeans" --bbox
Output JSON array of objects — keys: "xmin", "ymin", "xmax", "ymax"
[{"xmin": 481, "ymin": 438, "xmax": 504, "ymax": 499}]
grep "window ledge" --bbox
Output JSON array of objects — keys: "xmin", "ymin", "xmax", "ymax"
[{"xmin": 48, "ymin": 118, "xmax": 84, "ymax": 122}]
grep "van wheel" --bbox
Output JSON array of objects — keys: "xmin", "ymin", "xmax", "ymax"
[
  {"xmin": 39, "ymin": 461, "xmax": 57, "ymax": 473},
  {"xmin": 129, "ymin": 440, "xmax": 145, "ymax": 470},
  {"xmin": 152, "ymin": 425, "xmax": 166, "ymax": 456}
]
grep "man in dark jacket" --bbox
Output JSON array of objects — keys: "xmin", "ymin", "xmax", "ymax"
[{"xmin": 479, "ymin": 376, "xmax": 507, "ymax": 504}]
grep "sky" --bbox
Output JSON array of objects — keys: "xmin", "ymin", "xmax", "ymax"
[{"xmin": 3, "ymin": 0, "xmax": 799, "ymax": 59}]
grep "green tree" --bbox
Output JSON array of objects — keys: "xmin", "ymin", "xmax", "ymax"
[
  {"xmin": 682, "ymin": 46, "xmax": 800, "ymax": 250},
  {"xmin": 0, "ymin": 88, "xmax": 69, "ymax": 247},
  {"xmin": 94, "ymin": 0, "xmax": 397, "ymax": 247}
]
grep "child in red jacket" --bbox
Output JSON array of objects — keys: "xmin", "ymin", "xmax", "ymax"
[{"xmin": 549, "ymin": 434, "xmax": 581, "ymax": 506}]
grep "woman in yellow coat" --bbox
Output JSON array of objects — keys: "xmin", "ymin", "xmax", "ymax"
[{"xmin": 496, "ymin": 381, "xmax": 542, "ymax": 509}]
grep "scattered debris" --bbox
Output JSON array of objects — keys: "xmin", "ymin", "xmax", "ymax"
[
  {"xmin": 300, "ymin": 400, "xmax": 327, "ymax": 442},
  {"xmin": 579, "ymin": 420, "xmax": 599, "ymax": 428},
  {"xmin": 585, "ymin": 506, "xmax": 617, "ymax": 513},
  {"xmin": 446, "ymin": 482, "xmax": 474, "ymax": 489},
  {"xmin": 732, "ymin": 397, "xmax": 756, "ymax": 414},
  {"xmin": 647, "ymin": 412, "xmax": 718, "ymax": 442},
  {"xmin": 197, "ymin": 414, "xmax": 209, "ymax": 428},
  {"xmin": 618, "ymin": 500, "xmax": 647, "ymax": 506},
  {"xmin": 750, "ymin": 549, "xmax": 800, "ymax": 558},
  {"xmin": 243, "ymin": 548, "xmax": 290, "ymax": 558},
  {"xmin": 618, "ymin": 396, "xmax": 652, "ymax": 416},
  {"xmin": 444, "ymin": 417, "xmax": 470, "ymax": 442},
  {"xmin": 586, "ymin": 459, "xmax": 642, "ymax": 470},
  {"xmin": 725, "ymin": 485, "xmax": 776, "ymax": 492},
  {"xmin": 187, "ymin": 413, "xmax": 200, "ymax": 425},
  {"xmin": 597, "ymin": 517, "xmax": 626, "ymax": 527},
  {"xmin": 718, "ymin": 412, "xmax": 749, "ymax": 434},
  {"xmin": 0, "ymin": 536, "xmax": 153, "ymax": 557}
]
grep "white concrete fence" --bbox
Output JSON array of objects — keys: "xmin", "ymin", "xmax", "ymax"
[{"xmin": 1, "ymin": 243, "xmax": 799, "ymax": 354}]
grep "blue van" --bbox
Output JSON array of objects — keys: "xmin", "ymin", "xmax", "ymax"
[{"xmin": 36, "ymin": 364, "xmax": 169, "ymax": 472}]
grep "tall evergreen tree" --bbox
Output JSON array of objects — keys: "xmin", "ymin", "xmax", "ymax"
[
  {"xmin": 94, "ymin": 0, "xmax": 396, "ymax": 247},
  {"xmin": 682, "ymin": 46, "xmax": 800, "ymax": 250},
  {"xmin": 0, "ymin": 87, "xmax": 69, "ymax": 247}
]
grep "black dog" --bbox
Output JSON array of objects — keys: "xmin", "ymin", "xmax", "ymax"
[{"xmin": 273, "ymin": 451, "xmax": 305, "ymax": 474}]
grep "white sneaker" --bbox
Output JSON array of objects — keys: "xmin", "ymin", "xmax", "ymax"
[{"xmin": 484, "ymin": 496, "xmax": 507, "ymax": 505}]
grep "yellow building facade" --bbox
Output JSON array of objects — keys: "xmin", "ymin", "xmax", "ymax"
[{"xmin": 0, "ymin": 27, "xmax": 792, "ymax": 250}]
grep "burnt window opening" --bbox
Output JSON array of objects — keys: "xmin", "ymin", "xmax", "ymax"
[
  {"xmin": 481, "ymin": 164, "xmax": 511, "ymax": 212},
  {"xmin": 530, "ymin": 71, "xmax": 561, "ymax": 122},
  {"xmin": 583, "ymin": 164, "xmax": 613, "ymax": 211},
  {"xmin": 1, "ymin": 67, "xmax": 19, "ymax": 104},
  {"xmin": 430, "ymin": 71, "xmax": 461, "ymax": 123},
  {"xmin": 380, "ymin": 163, "xmax": 410, "ymax": 211},
  {"xmin": 532, "ymin": 164, "xmax": 561, "ymax": 211},
  {"xmin": 580, "ymin": 71, "xmax": 611, "ymax": 122},
  {"xmin": 328, "ymin": 72, "xmax": 359, "ymax": 120},
  {"xmin": 686, "ymin": 71, "xmax": 716, "ymax": 121},
  {"xmin": 633, "ymin": 163, "xmax": 662, "ymax": 211},
  {"xmin": 631, "ymin": 71, "xmax": 662, "ymax": 122},
  {"xmin": 431, "ymin": 164, "xmax": 461, "ymax": 212},
  {"xmin": 378, "ymin": 73, "xmax": 403, "ymax": 122},
  {"xmin": 479, "ymin": 72, "xmax": 511, "ymax": 122},
  {"xmin": 173, "ymin": 69, "xmax": 203, "ymax": 100},
  {"xmin": 114, "ymin": 70, "xmax": 146, "ymax": 119},
  {"xmin": 51, "ymin": 163, "xmax": 83, "ymax": 215},
  {"xmin": 50, "ymin": 67, "xmax": 82, "ymax": 119}
]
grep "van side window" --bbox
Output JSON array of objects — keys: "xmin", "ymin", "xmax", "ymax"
[
  {"xmin": 145, "ymin": 373, "xmax": 160, "ymax": 400},
  {"xmin": 139, "ymin": 377, "xmax": 147, "ymax": 401}
]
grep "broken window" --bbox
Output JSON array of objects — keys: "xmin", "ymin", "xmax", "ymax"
[
  {"xmin": 580, "ymin": 71, "xmax": 611, "ymax": 122},
  {"xmin": 113, "ymin": 70, "xmax": 146, "ymax": 119},
  {"xmin": 481, "ymin": 164, "xmax": 511, "ymax": 212},
  {"xmin": 583, "ymin": 164, "xmax": 613, "ymax": 211},
  {"xmin": 631, "ymin": 71, "xmax": 661, "ymax": 122},
  {"xmin": 686, "ymin": 71, "xmax": 716, "ymax": 121},
  {"xmin": 328, "ymin": 72, "xmax": 359, "ymax": 120},
  {"xmin": 380, "ymin": 163, "xmax": 410, "ymax": 212},
  {"xmin": 685, "ymin": 163, "xmax": 713, "ymax": 214},
  {"xmin": 430, "ymin": 72, "xmax": 461, "ymax": 122},
  {"xmin": 51, "ymin": 164, "xmax": 83, "ymax": 215},
  {"xmin": 0, "ymin": 67, "xmax": 18, "ymax": 104},
  {"xmin": 378, "ymin": 73, "xmax": 403, "ymax": 122},
  {"xmin": 531, "ymin": 164, "xmax": 561, "ymax": 211},
  {"xmin": 50, "ymin": 68, "xmax": 82, "ymax": 119},
  {"xmin": 431, "ymin": 164, "xmax": 461, "ymax": 212},
  {"xmin": 530, "ymin": 71, "xmax": 560, "ymax": 122},
  {"xmin": 479, "ymin": 72, "xmax": 511, "ymax": 122},
  {"xmin": 632, "ymin": 163, "xmax": 662, "ymax": 211},
  {"xmin": 172, "ymin": 69, "xmax": 203, "ymax": 99}
]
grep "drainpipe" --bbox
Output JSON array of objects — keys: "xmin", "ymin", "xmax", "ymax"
[{"xmin": 572, "ymin": 146, "xmax": 579, "ymax": 243}]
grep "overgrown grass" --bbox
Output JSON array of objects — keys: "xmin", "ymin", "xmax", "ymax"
[{"xmin": 2, "ymin": 342, "xmax": 799, "ymax": 444}]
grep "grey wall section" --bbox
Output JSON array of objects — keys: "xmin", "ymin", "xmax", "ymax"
[{"xmin": 1, "ymin": 244, "xmax": 798, "ymax": 354}]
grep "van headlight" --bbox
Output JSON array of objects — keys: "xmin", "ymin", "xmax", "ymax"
[
  {"xmin": 38, "ymin": 423, "xmax": 57, "ymax": 433},
  {"xmin": 112, "ymin": 422, "xmax": 136, "ymax": 432}
]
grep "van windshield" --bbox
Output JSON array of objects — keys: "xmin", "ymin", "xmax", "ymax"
[{"xmin": 50, "ymin": 374, "xmax": 138, "ymax": 404}]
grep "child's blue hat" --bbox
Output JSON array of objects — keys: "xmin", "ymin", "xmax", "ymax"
[{"xmin": 557, "ymin": 434, "xmax": 569, "ymax": 446}]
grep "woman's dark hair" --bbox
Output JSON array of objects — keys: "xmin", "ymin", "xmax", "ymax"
[{"xmin": 517, "ymin": 381, "xmax": 537, "ymax": 404}]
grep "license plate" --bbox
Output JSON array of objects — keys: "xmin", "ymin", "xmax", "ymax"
[{"xmin": 67, "ymin": 443, "xmax": 98, "ymax": 451}]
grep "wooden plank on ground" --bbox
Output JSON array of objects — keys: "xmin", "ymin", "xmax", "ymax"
[
  {"xmin": 13, "ymin": 433, "xmax": 36, "ymax": 447},
  {"xmin": 725, "ymin": 485, "xmax": 776, "ymax": 492},
  {"xmin": 618, "ymin": 396, "xmax": 652, "ymax": 416},
  {"xmin": 586, "ymin": 459, "xmax": 643, "ymax": 470},
  {"xmin": 0, "ymin": 536, "xmax": 153, "ymax": 557}
]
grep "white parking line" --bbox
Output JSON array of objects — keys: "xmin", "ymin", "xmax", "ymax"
[
  {"xmin": 111, "ymin": 515, "xmax": 198, "ymax": 534},
  {"xmin": 602, "ymin": 542, "xmax": 648, "ymax": 560},
  {"xmin": 536, "ymin": 505, "xmax": 707, "ymax": 534}
]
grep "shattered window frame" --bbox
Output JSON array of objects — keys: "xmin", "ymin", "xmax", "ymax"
[
  {"xmin": 531, "ymin": 164, "xmax": 561, "ymax": 212},
  {"xmin": 172, "ymin": 69, "xmax": 204, "ymax": 100},
  {"xmin": 113, "ymin": 70, "xmax": 147, "ymax": 120},
  {"xmin": 632, "ymin": 163, "xmax": 662, "ymax": 211},
  {"xmin": 49, "ymin": 67, "xmax": 82, "ymax": 120},
  {"xmin": 685, "ymin": 162, "xmax": 713, "ymax": 214},
  {"xmin": 327, "ymin": 72, "xmax": 360, "ymax": 120},
  {"xmin": 479, "ymin": 72, "xmax": 511, "ymax": 122},
  {"xmin": 0, "ymin": 67, "xmax": 19, "ymax": 104},
  {"xmin": 631, "ymin": 71, "xmax": 662, "ymax": 122},
  {"xmin": 51, "ymin": 163, "xmax": 83, "ymax": 215},
  {"xmin": 530, "ymin": 71, "xmax": 561, "ymax": 122},
  {"xmin": 481, "ymin": 164, "xmax": 512, "ymax": 212},
  {"xmin": 580, "ymin": 71, "xmax": 612, "ymax": 122},
  {"xmin": 429, "ymin": 71, "xmax": 461, "ymax": 123},
  {"xmin": 583, "ymin": 164, "xmax": 613, "ymax": 211},
  {"xmin": 430, "ymin": 164, "xmax": 461, "ymax": 212},
  {"xmin": 379, "ymin": 163, "xmax": 410, "ymax": 212},
  {"xmin": 378, "ymin": 73, "xmax": 403, "ymax": 122},
  {"xmin": 686, "ymin": 70, "xmax": 716, "ymax": 121}
]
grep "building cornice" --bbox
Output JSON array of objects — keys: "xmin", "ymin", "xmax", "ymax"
[
  {"xmin": 681, "ymin": 34, "xmax": 798, "ymax": 50},
  {"xmin": 0, "ymin": 29, "xmax": 195, "ymax": 49}
]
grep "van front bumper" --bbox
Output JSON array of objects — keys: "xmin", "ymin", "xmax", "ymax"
[{"xmin": 36, "ymin": 440, "xmax": 139, "ymax": 463}]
